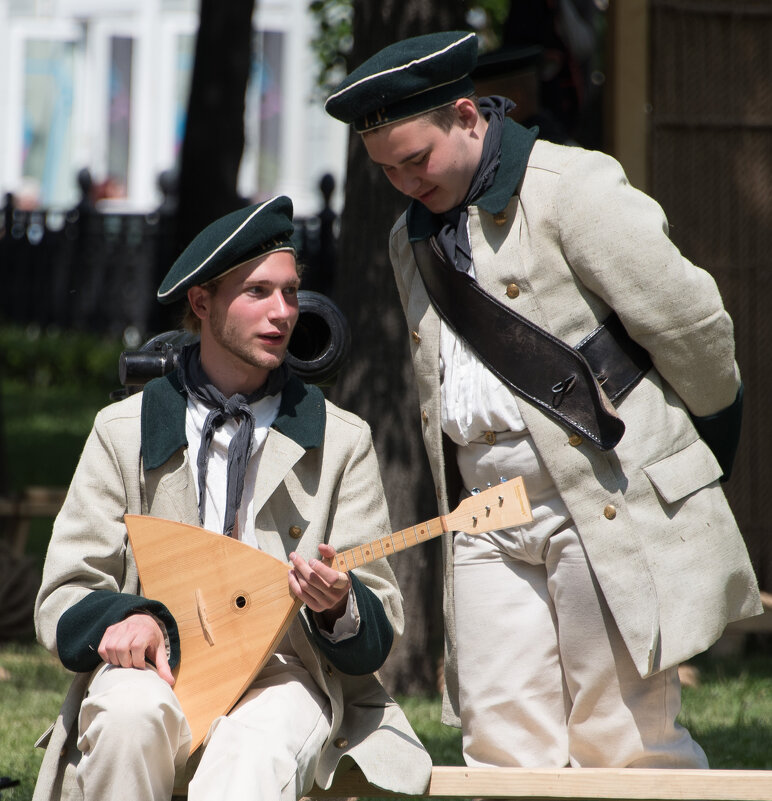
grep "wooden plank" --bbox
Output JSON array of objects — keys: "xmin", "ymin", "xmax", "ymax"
[
  {"xmin": 0, "ymin": 485, "xmax": 66, "ymax": 555},
  {"xmin": 0, "ymin": 486, "xmax": 67, "ymax": 517},
  {"xmin": 307, "ymin": 766, "xmax": 772, "ymax": 800}
]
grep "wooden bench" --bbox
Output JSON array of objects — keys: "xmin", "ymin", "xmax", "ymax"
[
  {"xmin": 0, "ymin": 485, "xmax": 67, "ymax": 556},
  {"xmin": 303, "ymin": 766, "xmax": 772, "ymax": 800}
]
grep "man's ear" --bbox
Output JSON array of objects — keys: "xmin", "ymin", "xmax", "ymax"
[
  {"xmin": 454, "ymin": 97, "xmax": 480, "ymax": 130},
  {"xmin": 187, "ymin": 285, "xmax": 210, "ymax": 322}
]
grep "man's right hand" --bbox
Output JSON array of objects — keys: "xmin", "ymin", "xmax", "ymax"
[{"xmin": 97, "ymin": 612, "xmax": 175, "ymax": 686}]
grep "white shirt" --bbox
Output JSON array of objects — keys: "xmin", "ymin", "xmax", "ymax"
[
  {"xmin": 438, "ymin": 256, "xmax": 527, "ymax": 446},
  {"xmin": 439, "ymin": 320, "xmax": 527, "ymax": 446},
  {"xmin": 439, "ymin": 260, "xmax": 572, "ymax": 556}
]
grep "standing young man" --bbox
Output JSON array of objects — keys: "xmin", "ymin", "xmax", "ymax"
[
  {"xmin": 33, "ymin": 196, "xmax": 431, "ymax": 801},
  {"xmin": 326, "ymin": 32, "xmax": 761, "ymax": 769}
]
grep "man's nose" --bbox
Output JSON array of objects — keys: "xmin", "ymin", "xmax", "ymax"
[
  {"xmin": 400, "ymin": 171, "xmax": 421, "ymax": 196},
  {"xmin": 269, "ymin": 291, "xmax": 295, "ymax": 320}
]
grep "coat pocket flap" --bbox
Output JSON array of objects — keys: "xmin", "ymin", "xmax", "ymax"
[{"xmin": 643, "ymin": 438, "xmax": 722, "ymax": 504}]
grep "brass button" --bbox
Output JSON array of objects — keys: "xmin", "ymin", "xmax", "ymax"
[
  {"xmin": 493, "ymin": 211, "xmax": 508, "ymax": 225},
  {"xmin": 568, "ymin": 434, "xmax": 583, "ymax": 447},
  {"xmin": 505, "ymin": 283, "xmax": 520, "ymax": 299},
  {"xmin": 334, "ymin": 737, "xmax": 348, "ymax": 749},
  {"xmin": 421, "ymin": 410, "xmax": 429, "ymax": 424},
  {"xmin": 484, "ymin": 431, "xmax": 496, "ymax": 445},
  {"xmin": 325, "ymin": 663, "xmax": 333, "ymax": 676},
  {"xmin": 288, "ymin": 525, "xmax": 302, "ymax": 539},
  {"xmin": 60, "ymin": 746, "xmax": 67, "ymax": 758},
  {"xmin": 604, "ymin": 505, "xmax": 617, "ymax": 520},
  {"xmin": 411, "ymin": 330, "xmax": 421, "ymax": 344}
]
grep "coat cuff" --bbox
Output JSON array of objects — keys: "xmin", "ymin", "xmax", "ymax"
[
  {"xmin": 55, "ymin": 589, "xmax": 180, "ymax": 672},
  {"xmin": 691, "ymin": 383, "xmax": 743, "ymax": 482},
  {"xmin": 307, "ymin": 572, "xmax": 393, "ymax": 675}
]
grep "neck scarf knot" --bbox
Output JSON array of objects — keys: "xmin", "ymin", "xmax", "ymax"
[
  {"xmin": 436, "ymin": 95, "xmax": 515, "ymax": 272},
  {"xmin": 178, "ymin": 343, "xmax": 289, "ymax": 537}
]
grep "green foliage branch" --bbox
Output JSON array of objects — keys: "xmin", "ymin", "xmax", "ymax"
[{"xmin": 308, "ymin": 0, "xmax": 510, "ymax": 97}]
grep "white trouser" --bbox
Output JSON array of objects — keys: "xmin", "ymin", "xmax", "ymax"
[
  {"xmin": 452, "ymin": 432, "xmax": 708, "ymax": 769},
  {"xmin": 77, "ymin": 653, "xmax": 332, "ymax": 801}
]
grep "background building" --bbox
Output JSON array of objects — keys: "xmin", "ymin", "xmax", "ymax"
[{"xmin": 0, "ymin": 0, "xmax": 348, "ymax": 214}]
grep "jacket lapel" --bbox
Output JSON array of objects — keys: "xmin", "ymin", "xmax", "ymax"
[{"xmin": 251, "ymin": 429, "xmax": 305, "ymax": 521}]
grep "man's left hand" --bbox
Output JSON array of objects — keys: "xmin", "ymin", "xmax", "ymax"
[{"xmin": 288, "ymin": 543, "xmax": 350, "ymax": 628}]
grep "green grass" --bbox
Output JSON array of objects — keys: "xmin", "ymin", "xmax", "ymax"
[
  {"xmin": 0, "ymin": 643, "xmax": 73, "ymax": 801},
  {"xmin": 1, "ymin": 377, "xmax": 113, "ymax": 578},
  {"xmin": 1, "ymin": 378, "xmax": 113, "ymax": 492},
  {"xmin": 679, "ymin": 653, "xmax": 772, "ymax": 769},
  {"xmin": 1, "ymin": 644, "xmax": 770, "ymax": 801}
]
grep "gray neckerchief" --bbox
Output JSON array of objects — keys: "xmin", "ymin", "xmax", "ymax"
[
  {"xmin": 436, "ymin": 95, "xmax": 515, "ymax": 272},
  {"xmin": 177, "ymin": 342, "xmax": 289, "ymax": 537}
]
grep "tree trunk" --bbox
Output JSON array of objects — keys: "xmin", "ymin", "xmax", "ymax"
[
  {"xmin": 175, "ymin": 0, "xmax": 255, "ymax": 255},
  {"xmin": 329, "ymin": 3, "xmax": 468, "ymax": 696}
]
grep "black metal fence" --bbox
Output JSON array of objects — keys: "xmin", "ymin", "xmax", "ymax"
[{"xmin": 0, "ymin": 173, "xmax": 337, "ymax": 342}]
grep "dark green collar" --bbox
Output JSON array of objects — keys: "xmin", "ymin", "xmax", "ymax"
[
  {"xmin": 407, "ymin": 119, "xmax": 538, "ymax": 242},
  {"xmin": 141, "ymin": 371, "xmax": 326, "ymax": 471}
]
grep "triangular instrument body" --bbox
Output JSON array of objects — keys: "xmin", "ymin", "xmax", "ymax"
[{"xmin": 125, "ymin": 514, "xmax": 301, "ymax": 753}]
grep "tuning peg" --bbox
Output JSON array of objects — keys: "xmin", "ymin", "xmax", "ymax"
[{"xmin": 471, "ymin": 487, "xmax": 481, "ymax": 495}]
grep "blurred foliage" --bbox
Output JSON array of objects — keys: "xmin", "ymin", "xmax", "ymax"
[
  {"xmin": 0, "ymin": 325, "xmax": 124, "ymax": 493},
  {"xmin": 309, "ymin": 0, "xmax": 353, "ymax": 98},
  {"xmin": 308, "ymin": 0, "xmax": 510, "ymax": 98},
  {"xmin": 0, "ymin": 326, "xmax": 124, "ymax": 389}
]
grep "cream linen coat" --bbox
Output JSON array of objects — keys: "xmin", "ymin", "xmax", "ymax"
[
  {"xmin": 388, "ymin": 138, "xmax": 762, "ymax": 725},
  {"xmin": 32, "ymin": 376, "xmax": 432, "ymax": 800}
]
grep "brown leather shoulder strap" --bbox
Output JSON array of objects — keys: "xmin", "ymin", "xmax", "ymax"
[{"xmin": 411, "ymin": 237, "xmax": 625, "ymax": 450}]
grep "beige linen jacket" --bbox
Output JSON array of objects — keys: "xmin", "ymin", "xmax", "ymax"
[
  {"xmin": 389, "ymin": 138, "xmax": 762, "ymax": 725},
  {"xmin": 32, "ymin": 376, "xmax": 431, "ymax": 801}
]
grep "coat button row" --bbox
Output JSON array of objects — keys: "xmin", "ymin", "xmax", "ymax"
[
  {"xmin": 411, "ymin": 330, "xmax": 421, "ymax": 344},
  {"xmin": 505, "ymin": 282, "xmax": 520, "ymax": 299},
  {"xmin": 334, "ymin": 737, "xmax": 348, "ymax": 749},
  {"xmin": 604, "ymin": 505, "xmax": 617, "ymax": 520},
  {"xmin": 288, "ymin": 525, "xmax": 303, "ymax": 539}
]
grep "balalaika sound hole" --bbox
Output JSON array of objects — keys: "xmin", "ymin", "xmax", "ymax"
[{"xmin": 232, "ymin": 592, "xmax": 250, "ymax": 612}]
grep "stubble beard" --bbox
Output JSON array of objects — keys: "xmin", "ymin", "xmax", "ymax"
[{"xmin": 208, "ymin": 309, "xmax": 287, "ymax": 376}]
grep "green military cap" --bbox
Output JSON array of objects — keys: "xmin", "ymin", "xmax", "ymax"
[
  {"xmin": 157, "ymin": 196, "xmax": 295, "ymax": 304},
  {"xmin": 325, "ymin": 31, "xmax": 478, "ymax": 133}
]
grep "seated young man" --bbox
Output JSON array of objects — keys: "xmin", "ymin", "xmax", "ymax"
[{"xmin": 33, "ymin": 196, "xmax": 432, "ymax": 801}]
